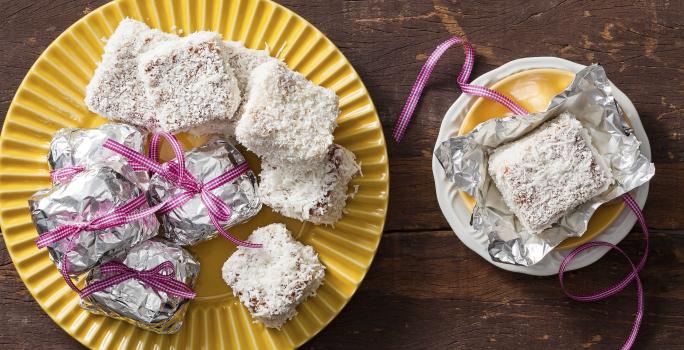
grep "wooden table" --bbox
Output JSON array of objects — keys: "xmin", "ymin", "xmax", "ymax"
[{"xmin": 1, "ymin": 0, "xmax": 682, "ymax": 349}]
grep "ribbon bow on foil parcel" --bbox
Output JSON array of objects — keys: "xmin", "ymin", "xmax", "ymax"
[
  {"xmin": 34, "ymin": 193, "xmax": 158, "ymax": 251},
  {"xmin": 104, "ymin": 132, "xmax": 261, "ymax": 248},
  {"xmin": 74, "ymin": 261, "xmax": 196, "ymax": 299}
]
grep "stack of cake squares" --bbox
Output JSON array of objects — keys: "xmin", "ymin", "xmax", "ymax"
[
  {"xmin": 235, "ymin": 59, "xmax": 360, "ymax": 225},
  {"xmin": 86, "ymin": 19, "xmax": 360, "ymax": 226}
]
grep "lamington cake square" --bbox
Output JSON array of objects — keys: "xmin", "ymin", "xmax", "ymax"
[
  {"xmin": 216, "ymin": 41, "xmax": 275, "ymax": 133},
  {"xmin": 235, "ymin": 60, "xmax": 340, "ymax": 163},
  {"xmin": 85, "ymin": 19, "xmax": 175, "ymax": 129},
  {"xmin": 222, "ymin": 224, "xmax": 325, "ymax": 329},
  {"xmin": 259, "ymin": 144, "xmax": 360, "ymax": 225},
  {"xmin": 222, "ymin": 41, "xmax": 274, "ymax": 99},
  {"xmin": 138, "ymin": 31, "xmax": 241, "ymax": 133},
  {"xmin": 487, "ymin": 112, "xmax": 613, "ymax": 233}
]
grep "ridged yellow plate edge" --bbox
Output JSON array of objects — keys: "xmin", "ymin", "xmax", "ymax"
[
  {"xmin": 456, "ymin": 68, "xmax": 624, "ymax": 250},
  {"xmin": 0, "ymin": 0, "xmax": 389, "ymax": 349}
]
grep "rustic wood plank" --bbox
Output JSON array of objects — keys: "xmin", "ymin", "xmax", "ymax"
[
  {"xmin": 306, "ymin": 229, "xmax": 684, "ymax": 349},
  {"xmin": 0, "ymin": 0, "xmax": 682, "ymax": 349}
]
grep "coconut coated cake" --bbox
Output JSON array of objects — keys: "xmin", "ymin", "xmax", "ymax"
[
  {"xmin": 259, "ymin": 144, "xmax": 360, "ymax": 225},
  {"xmin": 487, "ymin": 112, "xmax": 613, "ymax": 233},
  {"xmin": 221, "ymin": 224, "xmax": 325, "ymax": 329}
]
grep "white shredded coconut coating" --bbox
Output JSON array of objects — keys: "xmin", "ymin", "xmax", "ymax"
[
  {"xmin": 488, "ymin": 112, "xmax": 613, "ymax": 233},
  {"xmin": 235, "ymin": 60, "xmax": 340, "ymax": 163},
  {"xmin": 85, "ymin": 18, "xmax": 176, "ymax": 129},
  {"xmin": 259, "ymin": 145, "xmax": 360, "ymax": 224},
  {"xmin": 222, "ymin": 224, "xmax": 325, "ymax": 329},
  {"xmin": 222, "ymin": 41, "xmax": 275, "ymax": 98},
  {"xmin": 222, "ymin": 41, "xmax": 276, "ymax": 123},
  {"xmin": 138, "ymin": 31, "xmax": 241, "ymax": 133}
]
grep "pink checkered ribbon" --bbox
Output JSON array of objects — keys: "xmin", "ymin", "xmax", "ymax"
[
  {"xmin": 50, "ymin": 166, "xmax": 86, "ymax": 184},
  {"xmin": 559, "ymin": 193, "xmax": 647, "ymax": 350},
  {"xmin": 104, "ymin": 132, "xmax": 261, "ymax": 248},
  {"xmin": 63, "ymin": 260, "xmax": 195, "ymax": 299},
  {"xmin": 50, "ymin": 163, "xmax": 147, "ymax": 184},
  {"xmin": 395, "ymin": 36, "xmax": 649, "ymax": 349},
  {"xmin": 34, "ymin": 193, "xmax": 158, "ymax": 249},
  {"xmin": 392, "ymin": 36, "xmax": 528, "ymax": 142}
]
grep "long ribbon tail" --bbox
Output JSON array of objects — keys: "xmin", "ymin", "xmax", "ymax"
[
  {"xmin": 61, "ymin": 256, "xmax": 81, "ymax": 293},
  {"xmin": 392, "ymin": 36, "xmax": 528, "ymax": 142},
  {"xmin": 78, "ymin": 270, "xmax": 135, "ymax": 298},
  {"xmin": 558, "ymin": 194, "xmax": 647, "ymax": 350},
  {"xmin": 210, "ymin": 214, "xmax": 262, "ymax": 248},
  {"xmin": 104, "ymin": 139, "xmax": 165, "ymax": 174}
]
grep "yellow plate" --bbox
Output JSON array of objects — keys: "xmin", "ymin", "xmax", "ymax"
[
  {"xmin": 457, "ymin": 68, "xmax": 624, "ymax": 250},
  {"xmin": 0, "ymin": 0, "xmax": 389, "ymax": 349}
]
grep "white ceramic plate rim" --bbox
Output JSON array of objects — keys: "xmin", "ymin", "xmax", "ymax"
[{"xmin": 431, "ymin": 57, "xmax": 651, "ymax": 276}]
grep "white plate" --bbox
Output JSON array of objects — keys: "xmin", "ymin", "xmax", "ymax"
[{"xmin": 432, "ymin": 57, "xmax": 651, "ymax": 276}]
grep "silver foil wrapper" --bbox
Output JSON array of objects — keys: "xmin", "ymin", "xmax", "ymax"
[
  {"xmin": 81, "ymin": 239, "xmax": 200, "ymax": 334},
  {"xmin": 436, "ymin": 65, "xmax": 655, "ymax": 266},
  {"xmin": 48, "ymin": 123, "xmax": 149, "ymax": 186},
  {"xmin": 29, "ymin": 161, "xmax": 159, "ymax": 275},
  {"xmin": 149, "ymin": 138, "xmax": 261, "ymax": 246}
]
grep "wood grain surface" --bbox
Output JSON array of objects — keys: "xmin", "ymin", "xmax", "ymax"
[{"xmin": 1, "ymin": 0, "xmax": 683, "ymax": 349}]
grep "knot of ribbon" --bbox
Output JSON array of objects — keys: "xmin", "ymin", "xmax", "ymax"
[
  {"xmin": 104, "ymin": 132, "xmax": 261, "ymax": 248},
  {"xmin": 394, "ymin": 36, "xmax": 649, "ymax": 350},
  {"xmin": 67, "ymin": 261, "xmax": 196, "ymax": 299},
  {"xmin": 35, "ymin": 193, "xmax": 156, "ymax": 250}
]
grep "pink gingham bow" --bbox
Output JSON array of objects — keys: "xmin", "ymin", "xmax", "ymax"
[
  {"xmin": 104, "ymin": 132, "xmax": 261, "ymax": 248},
  {"xmin": 71, "ymin": 261, "xmax": 195, "ymax": 299}
]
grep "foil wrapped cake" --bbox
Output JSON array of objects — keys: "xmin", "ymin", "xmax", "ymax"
[
  {"xmin": 81, "ymin": 239, "xmax": 200, "ymax": 334},
  {"xmin": 149, "ymin": 138, "xmax": 261, "ymax": 246},
  {"xmin": 48, "ymin": 123, "xmax": 149, "ymax": 185},
  {"xmin": 29, "ymin": 161, "xmax": 159, "ymax": 275}
]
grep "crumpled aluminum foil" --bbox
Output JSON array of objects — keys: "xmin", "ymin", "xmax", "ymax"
[
  {"xmin": 48, "ymin": 123, "xmax": 149, "ymax": 186},
  {"xmin": 28, "ymin": 161, "xmax": 159, "ymax": 275},
  {"xmin": 80, "ymin": 239, "xmax": 200, "ymax": 334},
  {"xmin": 149, "ymin": 137, "xmax": 261, "ymax": 246},
  {"xmin": 436, "ymin": 65, "xmax": 655, "ymax": 266}
]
